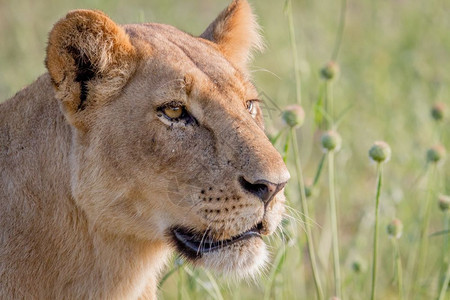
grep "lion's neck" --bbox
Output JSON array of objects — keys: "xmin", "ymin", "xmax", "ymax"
[
  {"xmin": 0, "ymin": 74, "xmax": 169, "ymax": 299},
  {"xmin": 67, "ymin": 230, "xmax": 170, "ymax": 299}
]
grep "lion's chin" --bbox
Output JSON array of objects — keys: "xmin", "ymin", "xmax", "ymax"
[
  {"xmin": 199, "ymin": 237, "xmax": 268, "ymax": 279},
  {"xmin": 170, "ymin": 226, "xmax": 268, "ymax": 278}
]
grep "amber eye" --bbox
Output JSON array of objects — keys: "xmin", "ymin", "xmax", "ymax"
[
  {"xmin": 163, "ymin": 106, "xmax": 183, "ymax": 119},
  {"xmin": 157, "ymin": 102, "xmax": 196, "ymax": 125}
]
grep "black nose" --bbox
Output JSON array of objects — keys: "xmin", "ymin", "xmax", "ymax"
[{"xmin": 239, "ymin": 176, "xmax": 287, "ymax": 205}]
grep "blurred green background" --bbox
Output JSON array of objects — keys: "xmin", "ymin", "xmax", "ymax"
[{"xmin": 1, "ymin": 0, "xmax": 449, "ymax": 299}]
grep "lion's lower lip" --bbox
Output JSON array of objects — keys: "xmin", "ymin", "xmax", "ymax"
[{"xmin": 172, "ymin": 224, "xmax": 262, "ymax": 258}]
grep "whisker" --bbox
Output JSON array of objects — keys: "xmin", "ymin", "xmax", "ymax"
[
  {"xmin": 197, "ymin": 223, "xmax": 212, "ymax": 255},
  {"xmin": 284, "ymin": 205, "xmax": 321, "ymax": 228},
  {"xmin": 249, "ymin": 67, "xmax": 282, "ymax": 80}
]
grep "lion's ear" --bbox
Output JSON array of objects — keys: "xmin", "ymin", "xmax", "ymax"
[
  {"xmin": 46, "ymin": 10, "xmax": 137, "ymax": 128},
  {"xmin": 200, "ymin": 0, "xmax": 263, "ymax": 72}
]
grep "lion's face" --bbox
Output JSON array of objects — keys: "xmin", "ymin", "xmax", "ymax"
[{"xmin": 46, "ymin": 3, "xmax": 289, "ymax": 277}]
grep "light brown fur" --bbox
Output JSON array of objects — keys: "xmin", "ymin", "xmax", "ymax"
[{"xmin": 0, "ymin": 1, "xmax": 289, "ymax": 299}]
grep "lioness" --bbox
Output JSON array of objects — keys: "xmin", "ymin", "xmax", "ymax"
[{"xmin": 0, "ymin": 1, "xmax": 289, "ymax": 298}]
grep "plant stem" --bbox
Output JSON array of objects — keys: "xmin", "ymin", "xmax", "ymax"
[
  {"xmin": 438, "ymin": 262, "xmax": 450, "ymax": 300},
  {"xmin": 394, "ymin": 239, "xmax": 404, "ymax": 300},
  {"xmin": 270, "ymin": 127, "xmax": 286, "ymax": 145},
  {"xmin": 371, "ymin": 163, "xmax": 383, "ymax": 300},
  {"xmin": 438, "ymin": 211, "xmax": 450, "ymax": 300},
  {"xmin": 291, "ymin": 129, "xmax": 324, "ymax": 300},
  {"xmin": 325, "ymin": 82, "xmax": 334, "ymax": 124},
  {"xmin": 415, "ymin": 164, "xmax": 437, "ymax": 287},
  {"xmin": 283, "ymin": 131, "xmax": 291, "ymax": 163},
  {"xmin": 177, "ymin": 267, "xmax": 184, "ymax": 300},
  {"xmin": 326, "ymin": 4, "xmax": 343, "ymax": 293},
  {"xmin": 313, "ymin": 154, "xmax": 327, "ymax": 187},
  {"xmin": 285, "ymin": 0, "xmax": 302, "ymax": 105},
  {"xmin": 444, "ymin": 209, "xmax": 449, "ymax": 259},
  {"xmin": 328, "ymin": 150, "xmax": 342, "ymax": 298},
  {"xmin": 331, "ymin": 0, "xmax": 347, "ymax": 61}
]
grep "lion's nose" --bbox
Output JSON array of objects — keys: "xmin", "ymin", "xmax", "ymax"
[{"xmin": 239, "ymin": 176, "xmax": 287, "ymax": 205}]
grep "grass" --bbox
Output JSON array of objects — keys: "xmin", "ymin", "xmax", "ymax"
[{"xmin": 1, "ymin": 0, "xmax": 450, "ymax": 299}]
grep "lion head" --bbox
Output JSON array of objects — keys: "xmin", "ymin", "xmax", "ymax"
[{"xmin": 45, "ymin": 0, "xmax": 289, "ymax": 278}]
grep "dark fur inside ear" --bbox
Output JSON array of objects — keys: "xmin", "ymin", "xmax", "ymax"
[
  {"xmin": 66, "ymin": 46, "xmax": 97, "ymax": 111},
  {"xmin": 67, "ymin": 46, "xmax": 96, "ymax": 83}
]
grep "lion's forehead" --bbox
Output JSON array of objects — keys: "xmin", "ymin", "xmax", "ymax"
[{"xmin": 124, "ymin": 23, "xmax": 256, "ymax": 100}]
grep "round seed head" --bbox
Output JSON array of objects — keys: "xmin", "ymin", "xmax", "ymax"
[
  {"xmin": 352, "ymin": 261, "xmax": 362, "ymax": 273},
  {"xmin": 369, "ymin": 141, "xmax": 392, "ymax": 163},
  {"xmin": 321, "ymin": 130, "xmax": 342, "ymax": 152},
  {"xmin": 304, "ymin": 178, "xmax": 317, "ymax": 198},
  {"xmin": 305, "ymin": 185, "xmax": 318, "ymax": 198},
  {"xmin": 305, "ymin": 185, "xmax": 313, "ymax": 198},
  {"xmin": 350, "ymin": 257, "xmax": 366, "ymax": 274},
  {"xmin": 387, "ymin": 218, "xmax": 403, "ymax": 239},
  {"xmin": 282, "ymin": 105, "xmax": 305, "ymax": 128},
  {"xmin": 426, "ymin": 144, "xmax": 446, "ymax": 163},
  {"xmin": 438, "ymin": 194, "xmax": 450, "ymax": 212},
  {"xmin": 320, "ymin": 61, "xmax": 339, "ymax": 80},
  {"xmin": 431, "ymin": 102, "xmax": 445, "ymax": 121}
]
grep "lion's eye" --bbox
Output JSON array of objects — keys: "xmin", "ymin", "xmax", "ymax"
[
  {"xmin": 163, "ymin": 106, "xmax": 183, "ymax": 119},
  {"xmin": 246, "ymin": 101, "xmax": 254, "ymax": 113},
  {"xmin": 246, "ymin": 100, "xmax": 258, "ymax": 117},
  {"xmin": 157, "ymin": 102, "xmax": 196, "ymax": 125}
]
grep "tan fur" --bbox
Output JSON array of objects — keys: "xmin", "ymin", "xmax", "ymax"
[
  {"xmin": 0, "ymin": 1, "xmax": 289, "ymax": 299},
  {"xmin": 201, "ymin": 0, "xmax": 264, "ymax": 72}
]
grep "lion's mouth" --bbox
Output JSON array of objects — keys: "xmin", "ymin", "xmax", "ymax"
[{"xmin": 172, "ymin": 223, "xmax": 263, "ymax": 258}]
